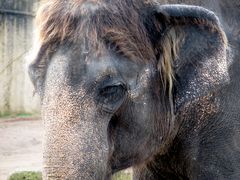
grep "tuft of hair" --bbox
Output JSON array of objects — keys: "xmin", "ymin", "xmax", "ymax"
[
  {"xmin": 158, "ymin": 27, "xmax": 183, "ymax": 120},
  {"xmin": 35, "ymin": 0, "xmax": 156, "ymax": 61}
]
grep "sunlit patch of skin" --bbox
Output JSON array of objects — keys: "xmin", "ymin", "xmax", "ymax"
[{"xmin": 41, "ymin": 52, "xmax": 111, "ymax": 179}]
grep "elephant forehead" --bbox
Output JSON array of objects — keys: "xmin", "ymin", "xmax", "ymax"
[
  {"xmin": 57, "ymin": 46, "xmax": 145, "ymax": 80},
  {"xmin": 86, "ymin": 54, "xmax": 144, "ymax": 80},
  {"xmin": 86, "ymin": 56, "xmax": 118, "ymax": 77}
]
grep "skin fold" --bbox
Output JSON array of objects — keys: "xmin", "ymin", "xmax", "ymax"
[{"xmin": 29, "ymin": 0, "xmax": 240, "ymax": 179}]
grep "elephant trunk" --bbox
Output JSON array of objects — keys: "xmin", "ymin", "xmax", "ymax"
[{"xmin": 42, "ymin": 116, "xmax": 110, "ymax": 179}]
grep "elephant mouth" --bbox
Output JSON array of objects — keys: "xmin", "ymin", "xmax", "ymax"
[
  {"xmin": 111, "ymin": 164, "xmax": 131, "ymax": 174},
  {"xmin": 110, "ymin": 153, "xmax": 141, "ymax": 174}
]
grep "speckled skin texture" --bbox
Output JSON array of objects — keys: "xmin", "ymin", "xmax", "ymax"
[
  {"xmin": 132, "ymin": 1, "xmax": 240, "ymax": 179},
  {"xmin": 29, "ymin": 0, "xmax": 240, "ymax": 179}
]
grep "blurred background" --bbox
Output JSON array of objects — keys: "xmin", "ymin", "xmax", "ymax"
[
  {"xmin": 0, "ymin": 1, "xmax": 42, "ymax": 179},
  {"xmin": 0, "ymin": 0, "xmax": 40, "ymax": 116}
]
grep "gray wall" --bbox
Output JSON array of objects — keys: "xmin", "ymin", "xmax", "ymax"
[{"xmin": 0, "ymin": 0, "xmax": 40, "ymax": 115}]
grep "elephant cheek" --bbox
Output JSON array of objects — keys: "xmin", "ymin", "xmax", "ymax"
[{"xmin": 42, "ymin": 110, "xmax": 111, "ymax": 179}]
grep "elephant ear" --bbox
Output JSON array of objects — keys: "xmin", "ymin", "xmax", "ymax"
[
  {"xmin": 28, "ymin": 43, "xmax": 56, "ymax": 98},
  {"xmin": 145, "ymin": 4, "xmax": 229, "ymax": 110}
]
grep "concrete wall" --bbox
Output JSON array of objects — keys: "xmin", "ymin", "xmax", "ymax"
[{"xmin": 0, "ymin": 0, "xmax": 40, "ymax": 115}]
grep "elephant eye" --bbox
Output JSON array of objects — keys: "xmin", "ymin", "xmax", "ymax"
[{"xmin": 99, "ymin": 84, "xmax": 126, "ymax": 105}]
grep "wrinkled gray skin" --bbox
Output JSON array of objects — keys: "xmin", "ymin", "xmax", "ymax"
[
  {"xmin": 29, "ymin": 1, "xmax": 240, "ymax": 180},
  {"xmin": 164, "ymin": 0, "xmax": 240, "ymax": 108},
  {"xmin": 133, "ymin": 1, "xmax": 240, "ymax": 179}
]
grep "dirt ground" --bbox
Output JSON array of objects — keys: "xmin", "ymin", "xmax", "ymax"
[{"xmin": 0, "ymin": 118, "xmax": 43, "ymax": 180}]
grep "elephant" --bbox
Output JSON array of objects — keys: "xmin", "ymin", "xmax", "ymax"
[{"xmin": 29, "ymin": 0, "xmax": 240, "ymax": 179}]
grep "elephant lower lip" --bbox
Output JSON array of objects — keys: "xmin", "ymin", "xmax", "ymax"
[{"xmin": 111, "ymin": 162, "xmax": 132, "ymax": 174}]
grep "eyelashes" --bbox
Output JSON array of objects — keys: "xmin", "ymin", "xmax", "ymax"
[{"xmin": 99, "ymin": 84, "xmax": 126, "ymax": 104}]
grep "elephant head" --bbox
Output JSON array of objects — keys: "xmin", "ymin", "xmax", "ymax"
[{"xmin": 29, "ymin": 0, "xmax": 229, "ymax": 179}]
